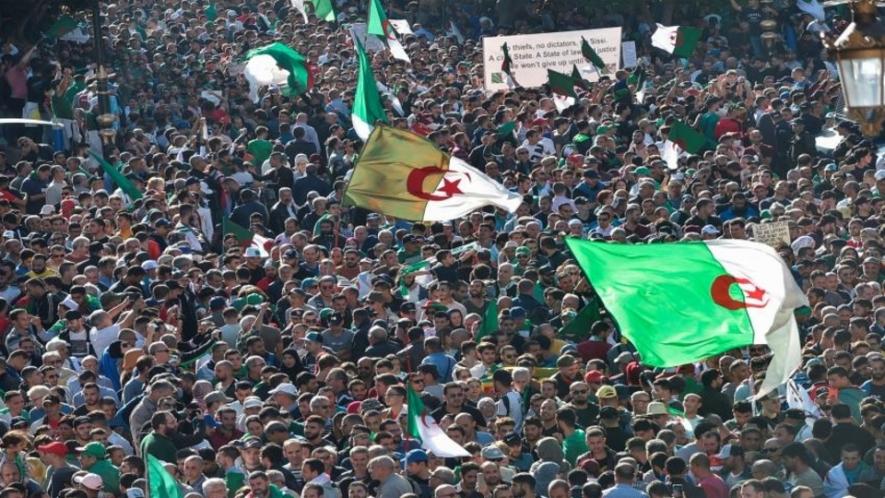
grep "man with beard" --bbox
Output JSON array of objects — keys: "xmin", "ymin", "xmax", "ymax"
[
  {"xmin": 245, "ymin": 471, "xmax": 272, "ymax": 498},
  {"xmin": 140, "ymin": 410, "xmax": 179, "ymax": 463},
  {"xmin": 431, "ymin": 382, "xmax": 485, "ymax": 426},
  {"xmin": 336, "ymin": 249, "xmax": 361, "ymax": 280},
  {"xmin": 269, "ymin": 188, "xmax": 299, "ymax": 235}
]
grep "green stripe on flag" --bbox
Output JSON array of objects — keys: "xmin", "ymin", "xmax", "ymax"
[
  {"xmin": 668, "ymin": 121, "xmax": 706, "ymax": 154},
  {"xmin": 581, "ymin": 36, "xmax": 607, "ymax": 73},
  {"xmin": 547, "ymin": 69, "xmax": 578, "ymax": 99},
  {"xmin": 476, "ymin": 299, "xmax": 498, "ymax": 340},
  {"xmin": 88, "ymin": 153, "xmax": 143, "ymax": 201},
  {"xmin": 312, "ymin": 0, "xmax": 336, "ymax": 22},
  {"xmin": 565, "ymin": 239, "xmax": 754, "ymax": 367},
  {"xmin": 406, "ymin": 385, "xmax": 425, "ymax": 442},
  {"xmin": 560, "ymin": 296, "xmax": 602, "ymax": 341},
  {"xmin": 673, "ymin": 27, "xmax": 702, "ymax": 58},
  {"xmin": 147, "ymin": 454, "xmax": 184, "ymax": 498},
  {"xmin": 45, "ymin": 16, "xmax": 78, "ymax": 39}
]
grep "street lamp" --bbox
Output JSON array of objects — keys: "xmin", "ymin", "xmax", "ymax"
[
  {"xmin": 823, "ymin": 0, "xmax": 885, "ymax": 137},
  {"xmin": 90, "ymin": 0, "xmax": 116, "ymax": 156}
]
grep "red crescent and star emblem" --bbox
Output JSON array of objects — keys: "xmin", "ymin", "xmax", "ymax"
[
  {"xmin": 710, "ymin": 274, "xmax": 769, "ymax": 310},
  {"xmin": 406, "ymin": 166, "xmax": 470, "ymax": 201}
]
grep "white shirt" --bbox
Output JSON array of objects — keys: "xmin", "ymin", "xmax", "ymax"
[{"xmin": 89, "ymin": 324, "xmax": 120, "ymax": 356}]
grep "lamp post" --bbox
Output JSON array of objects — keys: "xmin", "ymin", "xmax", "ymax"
[
  {"xmin": 822, "ymin": 0, "xmax": 885, "ymax": 137},
  {"xmin": 90, "ymin": 0, "xmax": 116, "ymax": 157}
]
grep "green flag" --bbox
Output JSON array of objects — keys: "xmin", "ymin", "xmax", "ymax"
[
  {"xmin": 244, "ymin": 42, "xmax": 313, "ymax": 97},
  {"xmin": 668, "ymin": 121, "xmax": 706, "ymax": 154},
  {"xmin": 45, "ymin": 16, "xmax": 78, "ymax": 39},
  {"xmin": 501, "ymin": 42, "xmax": 514, "ymax": 75},
  {"xmin": 351, "ymin": 39, "xmax": 388, "ymax": 141},
  {"xmin": 222, "ymin": 218, "xmax": 253, "ymax": 245},
  {"xmin": 564, "ymin": 238, "xmax": 807, "ymax": 395},
  {"xmin": 571, "ymin": 65, "xmax": 588, "ymax": 90},
  {"xmin": 147, "ymin": 454, "xmax": 183, "ymax": 498},
  {"xmin": 367, "ymin": 0, "xmax": 391, "ymax": 37},
  {"xmin": 627, "ymin": 66, "xmax": 645, "ymax": 88},
  {"xmin": 559, "ymin": 297, "xmax": 602, "ymax": 341},
  {"xmin": 673, "ymin": 27, "xmax": 702, "ymax": 58},
  {"xmin": 497, "ymin": 121, "xmax": 516, "ymax": 138},
  {"xmin": 477, "ymin": 300, "xmax": 498, "ymax": 340},
  {"xmin": 547, "ymin": 69, "xmax": 578, "ymax": 99},
  {"xmin": 88, "ymin": 153, "xmax": 143, "ymax": 202},
  {"xmin": 312, "ymin": 0, "xmax": 336, "ymax": 22},
  {"xmin": 581, "ymin": 36, "xmax": 607, "ymax": 73},
  {"xmin": 407, "ymin": 385, "xmax": 470, "ymax": 456}
]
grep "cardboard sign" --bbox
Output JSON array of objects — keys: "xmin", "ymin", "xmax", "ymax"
[{"xmin": 752, "ymin": 221, "xmax": 791, "ymax": 248}]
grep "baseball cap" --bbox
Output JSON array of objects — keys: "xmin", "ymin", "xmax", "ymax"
[
  {"xmin": 596, "ymin": 385, "xmax": 617, "ymax": 399},
  {"xmin": 76, "ymin": 442, "xmax": 107, "ymax": 460},
  {"xmin": 244, "ymin": 247, "xmax": 262, "ymax": 258},
  {"xmin": 305, "ymin": 331, "xmax": 323, "ymax": 343},
  {"xmin": 243, "ymin": 437, "xmax": 263, "ymax": 449},
  {"xmin": 37, "ymin": 441, "xmax": 68, "ymax": 456},
  {"xmin": 402, "ymin": 449, "xmax": 429, "ymax": 466},
  {"xmin": 270, "ymin": 383, "xmax": 298, "ymax": 398},
  {"xmin": 646, "ymin": 401, "xmax": 669, "ymax": 416},
  {"xmin": 243, "ymin": 396, "xmax": 263, "ymax": 409},
  {"xmin": 481, "ymin": 446, "xmax": 505, "ymax": 460},
  {"xmin": 204, "ymin": 390, "xmax": 232, "ymax": 407},
  {"xmin": 701, "ymin": 225, "xmax": 720, "ymax": 235},
  {"xmin": 74, "ymin": 473, "xmax": 103, "ymax": 491},
  {"xmin": 584, "ymin": 370, "xmax": 605, "ymax": 384}
]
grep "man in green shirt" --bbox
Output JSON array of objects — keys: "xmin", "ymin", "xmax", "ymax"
[
  {"xmin": 247, "ymin": 126, "xmax": 273, "ymax": 173},
  {"xmin": 77, "ymin": 441, "xmax": 120, "ymax": 493},
  {"xmin": 558, "ymin": 407, "xmax": 588, "ymax": 466},
  {"xmin": 139, "ymin": 411, "xmax": 179, "ymax": 464}
]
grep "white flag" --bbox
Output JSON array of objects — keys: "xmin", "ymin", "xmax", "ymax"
[
  {"xmin": 796, "ymin": 0, "xmax": 825, "ymax": 21},
  {"xmin": 290, "ymin": 0, "xmax": 309, "ymax": 23},
  {"xmin": 385, "ymin": 34, "xmax": 411, "ymax": 63},
  {"xmin": 786, "ymin": 379, "xmax": 822, "ymax": 425},
  {"xmin": 388, "ymin": 19, "xmax": 413, "ymax": 35},
  {"xmin": 651, "ymin": 24, "xmax": 679, "ymax": 54},
  {"xmin": 552, "ymin": 94, "xmax": 575, "ymax": 112},
  {"xmin": 243, "ymin": 54, "xmax": 290, "ymax": 103},
  {"xmin": 448, "ymin": 21, "xmax": 464, "ymax": 44},
  {"xmin": 661, "ymin": 140, "xmax": 682, "ymax": 170}
]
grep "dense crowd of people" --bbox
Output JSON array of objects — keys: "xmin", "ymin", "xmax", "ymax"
[{"xmin": 0, "ymin": 0, "xmax": 883, "ymax": 498}]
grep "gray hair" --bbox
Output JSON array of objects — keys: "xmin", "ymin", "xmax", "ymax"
[{"xmin": 202, "ymin": 478, "xmax": 226, "ymax": 495}]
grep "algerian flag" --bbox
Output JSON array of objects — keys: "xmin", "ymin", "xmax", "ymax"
[
  {"xmin": 499, "ymin": 42, "xmax": 519, "ymax": 88},
  {"xmin": 148, "ymin": 454, "xmax": 183, "ymax": 498},
  {"xmin": 560, "ymin": 297, "xmax": 602, "ymax": 342},
  {"xmin": 566, "ymin": 239, "xmax": 807, "ymax": 397},
  {"xmin": 547, "ymin": 69, "xmax": 578, "ymax": 112},
  {"xmin": 668, "ymin": 121, "xmax": 706, "ymax": 154},
  {"xmin": 290, "ymin": 0, "xmax": 309, "ymax": 23},
  {"xmin": 796, "ymin": 0, "xmax": 825, "ymax": 21},
  {"xmin": 312, "ymin": 0, "xmax": 336, "ymax": 22},
  {"xmin": 368, "ymin": 0, "xmax": 410, "ymax": 63},
  {"xmin": 243, "ymin": 42, "xmax": 313, "ymax": 103},
  {"xmin": 343, "ymin": 125, "xmax": 522, "ymax": 222},
  {"xmin": 407, "ymin": 386, "xmax": 470, "ymax": 457},
  {"xmin": 388, "ymin": 19, "xmax": 413, "ymax": 35},
  {"xmin": 352, "ymin": 39, "xmax": 388, "ymax": 140},
  {"xmin": 571, "ymin": 65, "xmax": 589, "ymax": 90},
  {"xmin": 448, "ymin": 21, "xmax": 464, "ymax": 44},
  {"xmin": 223, "ymin": 218, "xmax": 271, "ymax": 257},
  {"xmin": 45, "ymin": 15, "xmax": 79, "ymax": 39},
  {"xmin": 786, "ymin": 379, "xmax": 822, "ymax": 427},
  {"xmin": 628, "ymin": 66, "xmax": 647, "ymax": 103},
  {"xmin": 651, "ymin": 24, "xmax": 702, "ymax": 58},
  {"xmin": 581, "ymin": 36, "xmax": 607, "ymax": 74}
]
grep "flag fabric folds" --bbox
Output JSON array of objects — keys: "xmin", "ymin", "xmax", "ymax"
[
  {"xmin": 581, "ymin": 36, "xmax": 607, "ymax": 73},
  {"xmin": 565, "ymin": 239, "xmax": 807, "ymax": 397},
  {"xmin": 407, "ymin": 386, "xmax": 470, "ymax": 457},
  {"xmin": 547, "ymin": 69, "xmax": 578, "ymax": 112},
  {"xmin": 352, "ymin": 39, "xmax": 389, "ymax": 140},
  {"xmin": 243, "ymin": 42, "xmax": 313, "ymax": 102},
  {"xmin": 651, "ymin": 24, "xmax": 702, "ymax": 58},
  {"xmin": 500, "ymin": 42, "xmax": 519, "ymax": 88},
  {"xmin": 343, "ymin": 125, "xmax": 522, "ymax": 222},
  {"xmin": 797, "ymin": 0, "xmax": 826, "ymax": 21},
  {"xmin": 147, "ymin": 454, "xmax": 184, "ymax": 498},
  {"xmin": 559, "ymin": 297, "xmax": 602, "ymax": 342},
  {"xmin": 89, "ymin": 153, "xmax": 143, "ymax": 203},
  {"xmin": 45, "ymin": 16, "xmax": 79, "ymax": 39},
  {"xmin": 311, "ymin": 0, "xmax": 336, "ymax": 22},
  {"xmin": 368, "ymin": 0, "xmax": 410, "ymax": 62},
  {"xmin": 223, "ymin": 218, "xmax": 271, "ymax": 257},
  {"xmin": 290, "ymin": 0, "xmax": 309, "ymax": 22},
  {"xmin": 668, "ymin": 121, "xmax": 706, "ymax": 154}
]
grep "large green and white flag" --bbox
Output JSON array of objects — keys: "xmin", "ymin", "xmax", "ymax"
[
  {"xmin": 243, "ymin": 42, "xmax": 313, "ymax": 102},
  {"xmin": 566, "ymin": 239, "xmax": 807, "ymax": 397},
  {"xmin": 352, "ymin": 39, "xmax": 388, "ymax": 140},
  {"xmin": 651, "ymin": 24, "xmax": 702, "ymax": 58},
  {"xmin": 407, "ymin": 386, "xmax": 470, "ymax": 457}
]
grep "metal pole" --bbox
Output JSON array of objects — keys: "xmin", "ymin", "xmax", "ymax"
[{"xmin": 91, "ymin": 1, "xmax": 116, "ymax": 158}]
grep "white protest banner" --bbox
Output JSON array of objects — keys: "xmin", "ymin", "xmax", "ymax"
[
  {"xmin": 482, "ymin": 28, "xmax": 622, "ymax": 92},
  {"xmin": 752, "ymin": 221, "xmax": 791, "ymax": 248},
  {"xmin": 622, "ymin": 41, "xmax": 637, "ymax": 68},
  {"xmin": 349, "ymin": 23, "xmax": 387, "ymax": 53}
]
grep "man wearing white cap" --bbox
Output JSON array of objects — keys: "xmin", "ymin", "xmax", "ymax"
[{"xmin": 73, "ymin": 472, "xmax": 103, "ymax": 497}]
